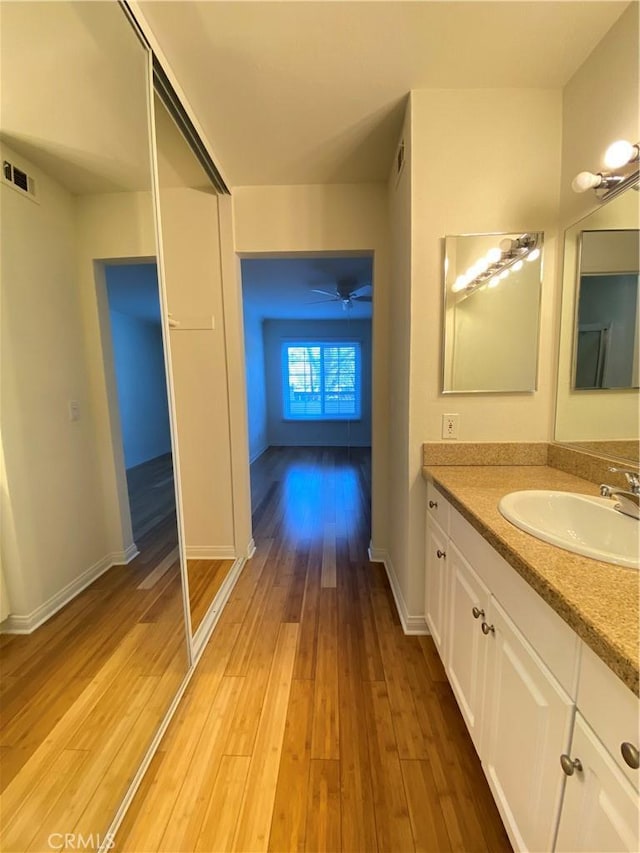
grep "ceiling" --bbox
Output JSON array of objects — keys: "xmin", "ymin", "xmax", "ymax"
[
  {"xmin": 241, "ymin": 256, "xmax": 373, "ymax": 320},
  {"xmin": 138, "ymin": 1, "xmax": 628, "ymax": 186},
  {"xmin": 0, "ymin": 1, "xmax": 152, "ymax": 195}
]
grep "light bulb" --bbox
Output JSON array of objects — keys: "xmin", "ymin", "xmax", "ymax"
[
  {"xmin": 488, "ymin": 277, "xmax": 499, "ymax": 289},
  {"xmin": 499, "ymin": 269, "xmax": 509, "ymax": 280},
  {"xmin": 571, "ymin": 171, "xmax": 602, "ymax": 193},
  {"xmin": 526, "ymin": 247, "xmax": 541, "ymax": 263},
  {"xmin": 604, "ymin": 140, "xmax": 638, "ymax": 169},
  {"xmin": 476, "ymin": 258, "xmax": 489, "ymax": 274},
  {"xmin": 512, "ymin": 260, "xmax": 524, "ymax": 272},
  {"xmin": 486, "ymin": 248, "xmax": 502, "ymax": 264},
  {"xmin": 452, "ymin": 276, "xmax": 468, "ymax": 293}
]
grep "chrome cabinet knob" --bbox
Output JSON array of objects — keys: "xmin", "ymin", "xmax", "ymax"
[
  {"xmin": 481, "ymin": 621, "xmax": 495, "ymax": 635},
  {"xmin": 621, "ymin": 742, "xmax": 640, "ymax": 769},
  {"xmin": 472, "ymin": 606, "xmax": 485, "ymax": 620},
  {"xmin": 560, "ymin": 754, "xmax": 583, "ymax": 776},
  {"xmin": 436, "ymin": 549, "xmax": 446, "ymax": 559},
  {"xmin": 429, "ymin": 500, "xmax": 438, "ymax": 509}
]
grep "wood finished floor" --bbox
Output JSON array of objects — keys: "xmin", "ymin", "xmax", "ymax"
[
  {"xmin": 0, "ymin": 456, "xmax": 189, "ymax": 852},
  {"xmin": 187, "ymin": 560, "xmax": 235, "ymax": 634},
  {"xmin": 116, "ymin": 447, "xmax": 511, "ymax": 853}
]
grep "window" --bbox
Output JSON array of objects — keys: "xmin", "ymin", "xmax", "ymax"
[{"xmin": 282, "ymin": 342, "xmax": 361, "ymax": 420}]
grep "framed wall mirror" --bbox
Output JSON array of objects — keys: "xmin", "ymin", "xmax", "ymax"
[
  {"xmin": 442, "ymin": 232, "xmax": 544, "ymax": 393},
  {"xmin": 0, "ymin": 3, "xmax": 190, "ymax": 848},
  {"xmin": 556, "ymin": 184, "xmax": 640, "ymax": 463}
]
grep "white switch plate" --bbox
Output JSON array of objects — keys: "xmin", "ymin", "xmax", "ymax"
[
  {"xmin": 442, "ymin": 413, "xmax": 459, "ymax": 439},
  {"xmin": 69, "ymin": 400, "xmax": 80, "ymax": 422}
]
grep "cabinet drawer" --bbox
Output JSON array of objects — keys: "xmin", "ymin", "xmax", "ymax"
[
  {"xmin": 426, "ymin": 482, "xmax": 449, "ymax": 534},
  {"xmin": 578, "ymin": 642, "xmax": 640, "ymax": 791}
]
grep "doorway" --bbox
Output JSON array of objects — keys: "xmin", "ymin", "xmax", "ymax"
[{"xmin": 239, "ymin": 254, "xmax": 373, "ymax": 541}]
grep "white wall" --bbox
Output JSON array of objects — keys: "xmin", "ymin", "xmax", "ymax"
[
  {"xmin": 233, "ymin": 183, "xmax": 390, "ymax": 551},
  {"xmin": 243, "ymin": 306, "xmax": 268, "ymax": 462},
  {"xmin": 263, "ymin": 319, "xmax": 372, "ymax": 447},
  {"xmin": 387, "ymin": 89, "xmax": 563, "ymax": 617},
  {"xmin": 159, "ymin": 187, "xmax": 235, "ymax": 557},
  {"xmin": 0, "ymin": 147, "xmax": 134, "ymax": 622},
  {"xmin": 107, "ymin": 309, "xmax": 172, "ymax": 469}
]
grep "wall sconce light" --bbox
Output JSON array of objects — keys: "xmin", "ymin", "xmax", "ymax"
[
  {"xmin": 572, "ymin": 139, "xmax": 639, "ymax": 200},
  {"xmin": 451, "ymin": 233, "xmax": 541, "ymax": 297}
]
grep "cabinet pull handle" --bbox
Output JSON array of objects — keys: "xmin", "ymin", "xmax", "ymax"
[
  {"xmin": 429, "ymin": 500, "xmax": 438, "ymax": 509},
  {"xmin": 436, "ymin": 549, "xmax": 446, "ymax": 559},
  {"xmin": 621, "ymin": 742, "xmax": 640, "ymax": 769},
  {"xmin": 481, "ymin": 621, "xmax": 495, "ymax": 635},
  {"xmin": 472, "ymin": 606, "xmax": 485, "ymax": 620},
  {"xmin": 560, "ymin": 754, "xmax": 583, "ymax": 776}
]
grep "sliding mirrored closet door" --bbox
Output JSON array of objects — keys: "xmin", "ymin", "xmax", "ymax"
[
  {"xmin": 152, "ymin": 92, "xmax": 237, "ymax": 641},
  {"xmin": 0, "ymin": 3, "xmax": 190, "ymax": 848}
]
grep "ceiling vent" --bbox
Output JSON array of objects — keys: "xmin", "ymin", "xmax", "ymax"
[{"xmin": 3, "ymin": 160, "xmax": 38, "ymax": 203}]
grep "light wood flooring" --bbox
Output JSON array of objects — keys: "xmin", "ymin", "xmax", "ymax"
[
  {"xmin": 187, "ymin": 559, "xmax": 235, "ymax": 634},
  {"xmin": 116, "ymin": 446, "xmax": 511, "ymax": 853},
  {"xmin": 0, "ymin": 457, "xmax": 189, "ymax": 852}
]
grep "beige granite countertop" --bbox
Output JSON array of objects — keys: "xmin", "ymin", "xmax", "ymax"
[{"xmin": 422, "ymin": 464, "xmax": 640, "ymax": 696}]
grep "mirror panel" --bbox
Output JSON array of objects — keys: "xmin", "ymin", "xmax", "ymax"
[
  {"xmin": 573, "ymin": 229, "xmax": 639, "ymax": 390},
  {"xmin": 0, "ymin": 3, "xmax": 190, "ymax": 848},
  {"xmin": 555, "ymin": 186, "xmax": 640, "ymax": 463},
  {"xmin": 153, "ymin": 94, "xmax": 236, "ymax": 640},
  {"xmin": 442, "ymin": 232, "xmax": 543, "ymax": 393}
]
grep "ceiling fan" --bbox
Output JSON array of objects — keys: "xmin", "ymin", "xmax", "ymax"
[{"xmin": 308, "ymin": 277, "xmax": 372, "ymax": 311}]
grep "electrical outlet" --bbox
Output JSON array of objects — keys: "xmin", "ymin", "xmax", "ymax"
[
  {"xmin": 69, "ymin": 400, "xmax": 80, "ymax": 422},
  {"xmin": 442, "ymin": 413, "xmax": 459, "ymax": 439}
]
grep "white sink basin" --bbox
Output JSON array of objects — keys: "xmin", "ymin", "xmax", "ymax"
[{"xmin": 498, "ymin": 490, "xmax": 639, "ymax": 569}]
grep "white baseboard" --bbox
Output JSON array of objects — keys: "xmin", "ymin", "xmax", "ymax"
[
  {"xmin": 249, "ymin": 444, "xmax": 269, "ymax": 464},
  {"xmin": 191, "ymin": 555, "xmax": 246, "ymax": 660},
  {"xmin": 0, "ymin": 549, "xmax": 130, "ymax": 635},
  {"xmin": 368, "ymin": 546, "xmax": 429, "ymax": 635},
  {"xmin": 116, "ymin": 543, "xmax": 140, "ymax": 565},
  {"xmin": 247, "ymin": 538, "xmax": 256, "ymax": 559},
  {"xmin": 185, "ymin": 545, "xmax": 236, "ymax": 560}
]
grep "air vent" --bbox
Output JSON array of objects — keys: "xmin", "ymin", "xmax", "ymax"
[{"xmin": 2, "ymin": 160, "xmax": 38, "ymax": 202}]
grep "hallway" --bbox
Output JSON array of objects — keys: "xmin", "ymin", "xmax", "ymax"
[{"xmin": 116, "ymin": 447, "xmax": 510, "ymax": 852}]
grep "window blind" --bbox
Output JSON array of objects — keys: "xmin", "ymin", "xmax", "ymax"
[{"xmin": 282, "ymin": 342, "xmax": 361, "ymax": 420}]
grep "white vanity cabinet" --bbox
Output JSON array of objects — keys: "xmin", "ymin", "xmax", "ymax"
[
  {"xmin": 424, "ymin": 481, "xmax": 639, "ymax": 853},
  {"xmin": 555, "ymin": 713, "xmax": 640, "ymax": 853},
  {"xmin": 445, "ymin": 543, "xmax": 490, "ymax": 751},
  {"xmin": 481, "ymin": 597, "xmax": 574, "ymax": 853},
  {"xmin": 424, "ymin": 483, "xmax": 450, "ymax": 657}
]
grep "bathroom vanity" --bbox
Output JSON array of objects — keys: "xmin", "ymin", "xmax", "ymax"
[{"xmin": 422, "ymin": 463, "xmax": 639, "ymax": 853}]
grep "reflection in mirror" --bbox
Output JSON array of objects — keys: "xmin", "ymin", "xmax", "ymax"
[
  {"xmin": 0, "ymin": 3, "xmax": 189, "ymax": 848},
  {"xmin": 574, "ymin": 229, "xmax": 639, "ymax": 390},
  {"xmin": 153, "ymin": 94, "xmax": 236, "ymax": 639},
  {"xmin": 556, "ymin": 184, "xmax": 640, "ymax": 463},
  {"xmin": 442, "ymin": 232, "xmax": 543, "ymax": 393}
]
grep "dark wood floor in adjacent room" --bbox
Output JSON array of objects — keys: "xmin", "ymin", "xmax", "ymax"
[{"xmin": 116, "ymin": 446, "xmax": 511, "ymax": 852}]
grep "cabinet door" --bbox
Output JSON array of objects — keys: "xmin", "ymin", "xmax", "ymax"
[
  {"xmin": 555, "ymin": 713, "xmax": 640, "ymax": 853},
  {"xmin": 481, "ymin": 598, "xmax": 574, "ymax": 853},
  {"xmin": 424, "ymin": 517, "xmax": 448, "ymax": 659},
  {"xmin": 445, "ymin": 544, "xmax": 490, "ymax": 752}
]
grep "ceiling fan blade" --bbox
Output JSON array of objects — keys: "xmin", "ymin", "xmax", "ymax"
[
  {"xmin": 305, "ymin": 298, "xmax": 340, "ymax": 305},
  {"xmin": 352, "ymin": 295, "xmax": 372, "ymax": 302},
  {"xmin": 351, "ymin": 283, "xmax": 372, "ymax": 296},
  {"xmin": 310, "ymin": 288, "xmax": 337, "ymax": 297}
]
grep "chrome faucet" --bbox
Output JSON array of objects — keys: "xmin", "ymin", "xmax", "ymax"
[{"xmin": 600, "ymin": 467, "xmax": 640, "ymax": 520}]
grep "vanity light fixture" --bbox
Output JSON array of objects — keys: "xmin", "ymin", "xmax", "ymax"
[
  {"xmin": 572, "ymin": 139, "xmax": 639, "ymax": 200},
  {"xmin": 452, "ymin": 233, "xmax": 540, "ymax": 297}
]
